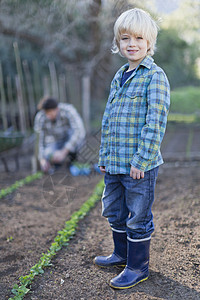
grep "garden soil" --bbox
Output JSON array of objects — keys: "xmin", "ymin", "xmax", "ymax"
[{"xmin": 0, "ymin": 124, "xmax": 200, "ymax": 300}]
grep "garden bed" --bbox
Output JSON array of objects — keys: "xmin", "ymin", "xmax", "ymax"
[{"xmin": 0, "ymin": 124, "xmax": 200, "ymax": 299}]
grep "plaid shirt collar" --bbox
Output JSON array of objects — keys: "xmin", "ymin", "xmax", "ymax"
[{"xmin": 115, "ymin": 56, "xmax": 154, "ymax": 88}]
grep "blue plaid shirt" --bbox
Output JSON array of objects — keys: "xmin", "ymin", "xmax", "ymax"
[{"xmin": 99, "ymin": 56, "xmax": 170, "ymax": 174}]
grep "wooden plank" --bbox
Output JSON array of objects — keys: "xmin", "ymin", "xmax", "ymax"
[
  {"xmin": 0, "ymin": 62, "xmax": 8, "ymax": 130},
  {"xmin": 82, "ymin": 75, "xmax": 91, "ymax": 133},
  {"xmin": 15, "ymin": 75, "xmax": 26, "ymax": 134}
]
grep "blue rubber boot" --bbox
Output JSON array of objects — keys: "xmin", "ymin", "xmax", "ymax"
[
  {"xmin": 110, "ymin": 237, "xmax": 151, "ymax": 289},
  {"xmin": 94, "ymin": 231, "xmax": 127, "ymax": 267}
]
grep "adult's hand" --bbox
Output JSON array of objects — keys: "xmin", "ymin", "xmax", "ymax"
[
  {"xmin": 52, "ymin": 148, "xmax": 69, "ymax": 163},
  {"xmin": 40, "ymin": 158, "xmax": 50, "ymax": 172}
]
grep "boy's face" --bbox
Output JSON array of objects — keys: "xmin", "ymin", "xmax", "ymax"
[{"xmin": 119, "ymin": 32, "xmax": 148, "ymax": 70}]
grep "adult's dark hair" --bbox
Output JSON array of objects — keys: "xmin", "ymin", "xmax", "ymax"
[{"xmin": 42, "ymin": 97, "xmax": 58, "ymax": 110}]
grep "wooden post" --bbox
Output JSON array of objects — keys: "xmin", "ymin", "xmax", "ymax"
[
  {"xmin": 0, "ymin": 62, "xmax": 8, "ymax": 130},
  {"xmin": 13, "ymin": 42, "xmax": 29, "ymax": 129},
  {"xmin": 82, "ymin": 75, "xmax": 91, "ymax": 133},
  {"xmin": 33, "ymin": 60, "xmax": 42, "ymax": 105},
  {"xmin": 59, "ymin": 74, "xmax": 67, "ymax": 102},
  {"xmin": 42, "ymin": 75, "xmax": 51, "ymax": 97},
  {"xmin": 49, "ymin": 62, "xmax": 59, "ymax": 100},
  {"xmin": 23, "ymin": 60, "xmax": 36, "ymax": 126},
  {"xmin": 7, "ymin": 76, "xmax": 17, "ymax": 130},
  {"xmin": 15, "ymin": 75, "xmax": 26, "ymax": 134},
  {"xmin": 13, "ymin": 42, "xmax": 25, "ymax": 96}
]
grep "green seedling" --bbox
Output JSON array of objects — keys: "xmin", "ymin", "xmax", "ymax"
[{"xmin": 9, "ymin": 179, "xmax": 104, "ymax": 299}]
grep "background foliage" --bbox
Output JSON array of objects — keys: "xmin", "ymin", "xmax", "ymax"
[{"xmin": 0, "ymin": 0, "xmax": 200, "ymax": 129}]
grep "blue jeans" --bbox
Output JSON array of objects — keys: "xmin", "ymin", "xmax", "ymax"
[
  {"xmin": 43, "ymin": 140, "xmax": 77, "ymax": 166},
  {"xmin": 102, "ymin": 167, "xmax": 159, "ymax": 239}
]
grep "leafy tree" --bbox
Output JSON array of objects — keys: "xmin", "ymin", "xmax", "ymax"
[
  {"xmin": 0, "ymin": 0, "xmax": 199, "ymax": 128},
  {"xmin": 163, "ymin": 0, "xmax": 200, "ymax": 45},
  {"xmin": 154, "ymin": 28, "xmax": 200, "ymax": 89},
  {"xmin": 0, "ymin": 0, "xmax": 135, "ymax": 129}
]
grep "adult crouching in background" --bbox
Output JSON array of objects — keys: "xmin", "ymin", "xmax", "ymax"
[{"xmin": 34, "ymin": 97, "xmax": 86, "ymax": 174}]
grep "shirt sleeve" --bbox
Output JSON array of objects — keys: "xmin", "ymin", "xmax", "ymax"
[
  {"xmin": 62, "ymin": 104, "xmax": 86, "ymax": 152},
  {"xmin": 98, "ymin": 79, "xmax": 116, "ymax": 167},
  {"xmin": 131, "ymin": 70, "xmax": 170, "ymax": 171},
  {"xmin": 98, "ymin": 102, "xmax": 110, "ymax": 166}
]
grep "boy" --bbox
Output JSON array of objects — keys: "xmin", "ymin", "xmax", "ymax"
[
  {"xmin": 94, "ymin": 8, "xmax": 170, "ymax": 289},
  {"xmin": 34, "ymin": 97, "xmax": 85, "ymax": 173}
]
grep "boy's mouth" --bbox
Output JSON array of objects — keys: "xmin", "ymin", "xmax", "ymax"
[{"xmin": 127, "ymin": 50, "xmax": 138, "ymax": 54}]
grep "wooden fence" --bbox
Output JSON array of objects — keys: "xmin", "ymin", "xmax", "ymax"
[{"xmin": 0, "ymin": 42, "xmax": 68, "ymax": 135}]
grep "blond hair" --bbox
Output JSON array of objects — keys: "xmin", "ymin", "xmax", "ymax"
[{"xmin": 112, "ymin": 8, "xmax": 159, "ymax": 56}]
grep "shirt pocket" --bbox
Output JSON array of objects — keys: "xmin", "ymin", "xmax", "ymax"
[{"xmin": 122, "ymin": 90, "xmax": 147, "ymax": 114}]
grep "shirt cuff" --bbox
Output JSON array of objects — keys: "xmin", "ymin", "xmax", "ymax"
[
  {"xmin": 98, "ymin": 158, "xmax": 106, "ymax": 167},
  {"xmin": 130, "ymin": 154, "xmax": 149, "ymax": 172}
]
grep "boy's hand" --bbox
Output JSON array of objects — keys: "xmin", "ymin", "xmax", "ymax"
[
  {"xmin": 130, "ymin": 166, "xmax": 144, "ymax": 179},
  {"xmin": 100, "ymin": 166, "xmax": 106, "ymax": 173}
]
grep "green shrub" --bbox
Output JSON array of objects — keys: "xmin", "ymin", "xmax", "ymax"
[{"xmin": 170, "ymin": 86, "xmax": 200, "ymax": 114}]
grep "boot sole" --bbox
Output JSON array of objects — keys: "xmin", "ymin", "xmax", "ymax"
[
  {"xmin": 109, "ymin": 276, "xmax": 148, "ymax": 289},
  {"xmin": 94, "ymin": 264, "xmax": 126, "ymax": 268}
]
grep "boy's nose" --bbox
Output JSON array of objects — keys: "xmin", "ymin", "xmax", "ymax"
[{"xmin": 128, "ymin": 37, "xmax": 136, "ymax": 46}]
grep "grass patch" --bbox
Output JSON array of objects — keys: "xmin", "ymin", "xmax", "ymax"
[
  {"xmin": 168, "ymin": 113, "xmax": 197, "ymax": 123},
  {"xmin": 168, "ymin": 86, "xmax": 200, "ymax": 123},
  {"xmin": 170, "ymin": 86, "xmax": 200, "ymax": 114}
]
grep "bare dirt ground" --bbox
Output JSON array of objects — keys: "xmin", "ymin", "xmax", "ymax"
[{"xmin": 0, "ymin": 124, "xmax": 200, "ymax": 300}]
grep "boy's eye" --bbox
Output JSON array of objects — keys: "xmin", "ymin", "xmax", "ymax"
[
  {"xmin": 121, "ymin": 37, "xmax": 129, "ymax": 40},
  {"xmin": 137, "ymin": 36, "xmax": 143, "ymax": 39}
]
